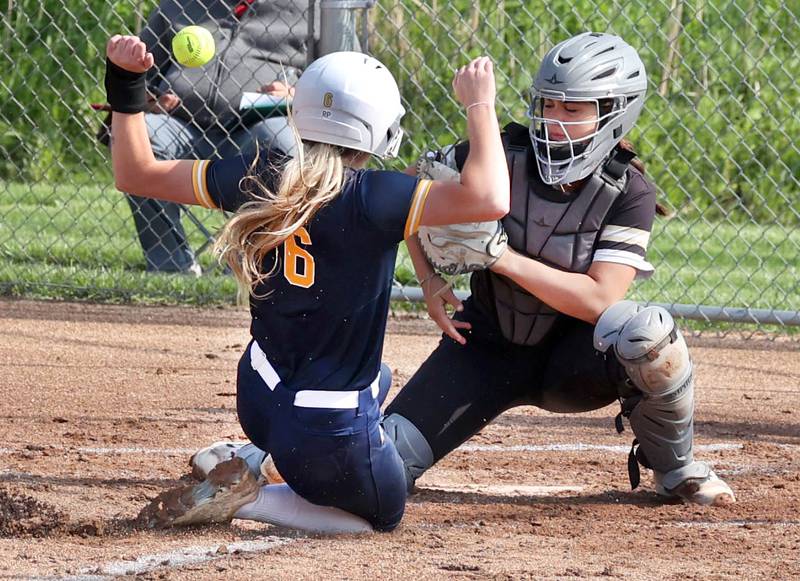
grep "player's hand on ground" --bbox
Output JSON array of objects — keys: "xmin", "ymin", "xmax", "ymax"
[
  {"xmin": 422, "ymin": 274, "xmax": 471, "ymax": 345},
  {"xmin": 107, "ymin": 35, "xmax": 154, "ymax": 73},
  {"xmin": 452, "ymin": 56, "xmax": 496, "ymax": 110}
]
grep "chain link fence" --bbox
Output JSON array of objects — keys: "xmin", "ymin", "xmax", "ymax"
[{"xmin": 1, "ymin": 0, "xmax": 798, "ymax": 333}]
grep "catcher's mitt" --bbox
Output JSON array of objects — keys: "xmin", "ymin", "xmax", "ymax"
[
  {"xmin": 418, "ymin": 221, "xmax": 508, "ymax": 275},
  {"xmin": 415, "ymin": 155, "xmax": 460, "ymax": 182},
  {"xmin": 415, "ymin": 155, "xmax": 508, "ymax": 276}
]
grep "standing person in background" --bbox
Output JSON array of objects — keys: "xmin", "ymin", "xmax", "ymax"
[{"xmin": 120, "ymin": 0, "xmax": 308, "ymax": 275}]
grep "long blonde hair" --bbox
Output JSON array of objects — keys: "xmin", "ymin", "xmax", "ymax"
[{"xmin": 214, "ymin": 140, "xmax": 348, "ymax": 299}]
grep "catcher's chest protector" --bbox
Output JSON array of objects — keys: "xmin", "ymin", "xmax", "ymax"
[{"xmin": 474, "ymin": 136, "xmax": 632, "ymax": 346}]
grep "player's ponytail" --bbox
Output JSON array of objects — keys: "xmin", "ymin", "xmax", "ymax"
[{"xmin": 215, "ymin": 140, "xmax": 348, "ymax": 299}]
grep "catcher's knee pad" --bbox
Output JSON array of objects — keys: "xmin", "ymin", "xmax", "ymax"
[
  {"xmin": 594, "ymin": 301, "xmax": 695, "ymax": 478},
  {"xmin": 594, "ymin": 301, "xmax": 692, "ymax": 397},
  {"xmin": 382, "ymin": 413, "xmax": 434, "ymax": 494}
]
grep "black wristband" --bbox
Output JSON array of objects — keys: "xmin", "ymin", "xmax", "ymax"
[{"xmin": 104, "ymin": 58, "xmax": 148, "ymax": 113}]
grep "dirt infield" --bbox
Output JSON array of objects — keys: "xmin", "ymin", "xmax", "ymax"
[{"xmin": 1, "ymin": 298, "xmax": 798, "ymax": 580}]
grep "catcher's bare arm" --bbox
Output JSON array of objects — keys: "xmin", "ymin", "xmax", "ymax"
[
  {"xmin": 418, "ymin": 57, "xmax": 509, "ymax": 227},
  {"xmin": 407, "ymin": 157, "xmax": 507, "ymax": 343},
  {"xmin": 490, "ymin": 253, "xmax": 636, "ymax": 324},
  {"xmin": 408, "ymin": 235, "xmax": 434, "ymax": 284}
]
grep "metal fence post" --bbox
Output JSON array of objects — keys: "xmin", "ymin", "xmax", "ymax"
[{"xmin": 317, "ymin": 0, "xmax": 376, "ymax": 57}]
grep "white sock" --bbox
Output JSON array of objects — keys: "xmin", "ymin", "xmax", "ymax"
[{"xmin": 234, "ymin": 484, "xmax": 374, "ymax": 534}]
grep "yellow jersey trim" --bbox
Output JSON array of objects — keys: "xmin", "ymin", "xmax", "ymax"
[
  {"xmin": 404, "ymin": 179, "xmax": 432, "ymax": 239},
  {"xmin": 191, "ymin": 160, "xmax": 217, "ymax": 209}
]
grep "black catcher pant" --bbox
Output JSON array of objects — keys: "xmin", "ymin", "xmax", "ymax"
[{"xmin": 385, "ymin": 298, "xmax": 634, "ymax": 463}]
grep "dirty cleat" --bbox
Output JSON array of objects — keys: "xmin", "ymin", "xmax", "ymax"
[
  {"xmin": 654, "ymin": 463, "xmax": 735, "ymax": 506},
  {"xmin": 190, "ymin": 441, "xmax": 284, "ymax": 484},
  {"xmin": 189, "ymin": 441, "xmax": 246, "ymax": 480},
  {"xmin": 138, "ymin": 458, "xmax": 260, "ymax": 529}
]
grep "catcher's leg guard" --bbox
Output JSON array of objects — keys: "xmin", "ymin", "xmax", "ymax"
[
  {"xmin": 382, "ymin": 413, "xmax": 434, "ymax": 493},
  {"xmin": 594, "ymin": 302, "xmax": 735, "ymax": 505}
]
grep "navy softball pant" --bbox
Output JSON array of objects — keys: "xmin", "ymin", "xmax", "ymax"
[{"xmin": 236, "ymin": 341, "xmax": 407, "ymax": 532}]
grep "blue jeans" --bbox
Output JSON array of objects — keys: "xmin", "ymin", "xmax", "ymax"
[
  {"xmin": 126, "ymin": 114, "xmax": 295, "ymax": 272},
  {"xmin": 236, "ymin": 343, "xmax": 407, "ymax": 532}
]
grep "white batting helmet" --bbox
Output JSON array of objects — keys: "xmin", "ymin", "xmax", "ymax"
[{"xmin": 291, "ymin": 51, "xmax": 406, "ymax": 158}]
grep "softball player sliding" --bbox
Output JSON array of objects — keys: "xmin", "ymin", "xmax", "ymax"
[{"xmin": 105, "ymin": 35, "xmax": 509, "ymax": 532}]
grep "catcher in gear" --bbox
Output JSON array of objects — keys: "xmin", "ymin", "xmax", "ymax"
[
  {"xmin": 106, "ymin": 35, "xmax": 510, "ymax": 534},
  {"xmin": 385, "ymin": 32, "xmax": 735, "ymax": 506}
]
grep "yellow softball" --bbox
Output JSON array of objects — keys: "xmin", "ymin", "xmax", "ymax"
[{"xmin": 172, "ymin": 25, "xmax": 215, "ymax": 68}]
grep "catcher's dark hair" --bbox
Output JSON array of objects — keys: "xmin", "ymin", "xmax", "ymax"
[
  {"xmin": 600, "ymin": 99, "xmax": 669, "ymax": 217},
  {"xmin": 617, "ymin": 138, "xmax": 669, "ymax": 217}
]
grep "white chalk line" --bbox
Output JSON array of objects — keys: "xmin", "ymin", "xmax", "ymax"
[
  {"xmin": 421, "ymin": 483, "xmax": 585, "ymax": 496},
  {"xmin": 458, "ymin": 442, "xmax": 744, "ymax": 454},
  {"xmin": 672, "ymin": 520, "xmax": 800, "ymax": 529},
  {"xmin": 13, "ymin": 440, "xmax": 791, "ymax": 579},
  {"xmin": 0, "ymin": 442, "xmax": 752, "ymax": 457},
  {"xmin": 0, "ymin": 446, "xmax": 196, "ymax": 455},
  {"xmin": 33, "ymin": 537, "xmax": 293, "ymax": 581}
]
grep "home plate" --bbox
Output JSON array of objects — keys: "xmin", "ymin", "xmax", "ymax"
[{"xmin": 420, "ymin": 482, "xmax": 584, "ymax": 496}]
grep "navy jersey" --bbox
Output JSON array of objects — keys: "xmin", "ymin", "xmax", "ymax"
[{"xmin": 191, "ymin": 154, "xmax": 431, "ymax": 392}]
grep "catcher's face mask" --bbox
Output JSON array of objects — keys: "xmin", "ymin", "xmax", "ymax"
[{"xmin": 528, "ymin": 93, "xmax": 626, "ymax": 185}]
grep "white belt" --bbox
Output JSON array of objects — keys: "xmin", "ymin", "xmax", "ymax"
[{"xmin": 249, "ymin": 341, "xmax": 380, "ymax": 409}]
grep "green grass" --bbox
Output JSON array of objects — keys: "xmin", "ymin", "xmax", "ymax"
[
  {"xmin": 631, "ymin": 218, "xmax": 800, "ymax": 310},
  {"xmin": 0, "ymin": 181, "xmax": 238, "ymax": 304},
  {"xmin": 2, "ymin": 181, "xmax": 798, "ymax": 324}
]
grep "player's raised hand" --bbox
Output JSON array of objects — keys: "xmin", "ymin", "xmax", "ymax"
[
  {"xmin": 107, "ymin": 35, "xmax": 154, "ymax": 73},
  {"xmin": 452, "ymin": 56, "xmax": 496, "ymax": 110}
]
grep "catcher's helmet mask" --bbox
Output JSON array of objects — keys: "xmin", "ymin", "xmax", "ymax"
[{"xmin": 529, "ymin": 32, "xmax": 647, "ymax": 185}]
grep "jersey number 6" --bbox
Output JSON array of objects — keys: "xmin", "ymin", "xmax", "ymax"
[{"xmin": 283, "ymin": 227, "xmax": 315, "ymax": 288}]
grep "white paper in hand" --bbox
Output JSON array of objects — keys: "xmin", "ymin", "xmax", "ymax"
[{"xmin": 239, "ymin": 92, "xmax": 288, "ymax": 114}]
